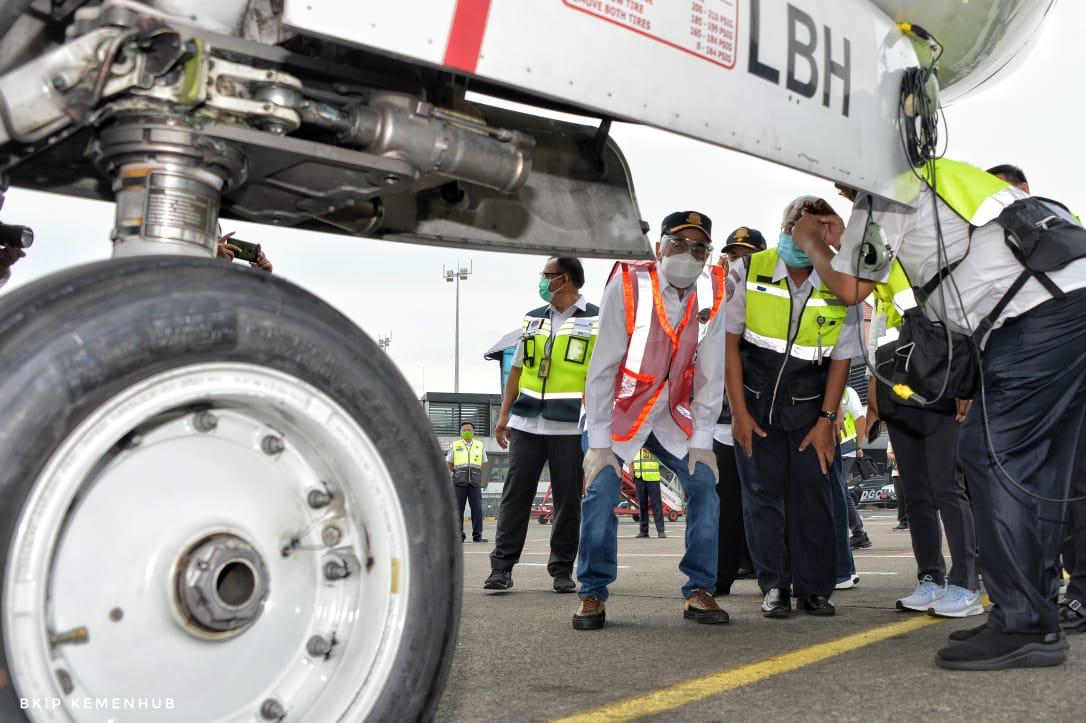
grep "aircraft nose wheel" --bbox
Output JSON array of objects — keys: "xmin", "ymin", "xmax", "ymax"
[{"xmin": 0, "ymin": 257, "xmax": 460, "ymax": 722}]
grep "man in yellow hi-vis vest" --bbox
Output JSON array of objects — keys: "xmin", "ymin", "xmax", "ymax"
[
  {"xmin": 631, "ymin": 448, "xmax": 666, "ymax": 538},
  {"xmin": 485, "ymin": 256, "xmax": 599, "ymax": 595},
  {"xmin": 725, "ymin": 196, "xmax": 864, "ymax": 620},
  {"xmin": 793, "ymin": 158, "xmax": 1086, "ymax": 670},
  {"xmin": 447, "ymin": 422, "xmax": 488, "ymax": 543}
]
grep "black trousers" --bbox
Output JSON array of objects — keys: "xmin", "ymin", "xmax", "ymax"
[
  {"xmin": 714, "ymin": 440, "xmax": 751, "ymax": 593},
  {"xmin": 842, "ymin": 457, "xmax": 865, "ymax": 534},
  {"xmin": 960, "ymin": 288, "xmax": 1086, "ymax": 634},
  {"xmin": 894, "ymin": 476, "xmax": 908, "ymax": 524},
  {"xmin": 490, "ymin": 428, "xmax": 583, "ymax": 576},
  {"xmin": 741, "ymin": 426, "xmax": 836, "ymax": 597},
  {"xmin": 636, "ymin": 479, "xmax": 665, "ymax": 534},
  {"xmin": 455, "ymin": 484, "xmax": 484, "ymax": 540},
  {"xmin": 1062, "ymin": 441, "xmax": 1086, "ymax": 605},
  {"xmin": 886, "ymin": 406, "xmax": 978, "ymax": 589}
]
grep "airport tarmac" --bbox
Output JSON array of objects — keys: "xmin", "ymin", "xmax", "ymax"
[{"xmin": 437, "ymin": 510, "xmax": 1083, "ymax": 722}]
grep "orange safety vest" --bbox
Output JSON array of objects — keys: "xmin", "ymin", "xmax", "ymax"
[{"xmin": 608, "ymin": 260, "xmax": 724, "ymax": 442}]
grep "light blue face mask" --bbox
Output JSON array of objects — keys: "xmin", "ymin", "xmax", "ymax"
[{"xmin": 777, "ymin": 232, "xmax": 812, "ymax": 268}]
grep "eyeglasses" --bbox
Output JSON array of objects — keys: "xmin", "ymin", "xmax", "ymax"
[
  {"xmin": 662, "ymin": 234, "xmax": 713, "ymax": 261},
  {"xmin": 540, "ymin": 272, "xmax": 566, "ymax": 279}
]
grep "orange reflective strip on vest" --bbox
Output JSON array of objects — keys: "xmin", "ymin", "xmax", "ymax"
[
  {"xmin": 707, "ymin": 264, "xmax": 725, "ymax": 318},
  {"xmin": 612, "ymin": 385, "xmax": 667, "ymax": 442},
  {"xmin": 621, "ymin": 266, "xmax": 636, "ymax": 337},
  {"xmin": 648, "ymin": 267, "xmax": 696, "ymax": 347},
  {"xmin": 619, "ymin": 365, "xmax": 655, "ymax": 383}
]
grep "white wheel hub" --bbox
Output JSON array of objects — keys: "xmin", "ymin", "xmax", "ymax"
[{"xmin": 3, "ymin": 363, "xmax": 411, "ymax": 722}]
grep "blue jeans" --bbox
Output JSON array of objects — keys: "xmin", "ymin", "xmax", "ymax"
[
  {"xmin": 829, "ymin": 447, "xmax": 856, "ymax": 582},
  {"xmin": 577, "ymin": 433, "xmax": 719, "ymax": 601}
]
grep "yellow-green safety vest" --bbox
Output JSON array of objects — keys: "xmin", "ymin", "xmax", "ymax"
[
  {"xmin": 512, "ymin": 305, "xmax": 599, "ymax": 423},
  {"xmin": 451, "ymin": 438, "xmax": 484, "ymax": 486},
  {"xmin": 871, "ymin": 259, "xmax": 916, "ymax": 332},
  {"xmin": 920, "ymin": 158, "xmax": 1017, "ymax": 227},
  {"xmin": 744, "ymin": 249, "xmax": 849, "ymax": 360},
  {"xmin": 632, "ymin": 449, "xmax": 661, "ymax": 482},
  {"xmin": 839, "ymin": 409, "xmax": 858, "ymax": 444}
]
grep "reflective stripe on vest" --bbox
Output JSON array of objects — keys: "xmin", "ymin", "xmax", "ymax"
[
  {"xmin": 609, "ymin": 261, "xmax": 725, "ymax": 442},
  {"xmin": 632, "ymin": 449, "xmax": 662, "ymax": 481},
  {"xmin": 513, "ymin": 307, "xmax": 599, "ymax": 422},
  {"xmin": 920, "ymin": 158, "xmax": 1017, "ymax": 227},
  {"xmin": 743, "ymin": 249, "xmax": 848, "ymax": 361}
]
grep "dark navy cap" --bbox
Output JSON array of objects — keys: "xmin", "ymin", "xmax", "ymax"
[
  {"xmin": 723, "ymin": 226, "xmax": 767, "ymax": 252},
  {"xmin": 661, "ymin": 211, "xmax": 712, "ymax": 240}
]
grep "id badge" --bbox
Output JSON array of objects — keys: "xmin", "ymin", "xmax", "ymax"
[{"xmin": 538, "ymin": 358, "xmax": 551, "ymax": 378}]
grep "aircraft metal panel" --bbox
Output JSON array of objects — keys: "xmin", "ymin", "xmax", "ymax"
[{"xmin": 284, "ymin": 0, "xmax": 927, "ymax": 204}]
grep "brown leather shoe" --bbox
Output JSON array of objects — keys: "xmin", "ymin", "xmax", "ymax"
[
  {"xmin": 684, "ymin": 588, "xmax": 730, "ymax": 624},
  {"xmin": 572, "ymin": 595, "xmax": 606, "ymax": 630}
]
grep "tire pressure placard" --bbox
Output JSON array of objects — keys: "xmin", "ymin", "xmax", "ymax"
[{"xmin": 562, "ymin": 0, "xmax": 738, "ymax": 69}]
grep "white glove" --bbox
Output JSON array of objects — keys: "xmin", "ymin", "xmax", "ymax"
[
  {"xmin": 583, "ymin": 447, "xmax": 622, "ymax": 486},
  {"xmin": 688, "ymin": 447, "xmax": 718, "ymax": 483}
]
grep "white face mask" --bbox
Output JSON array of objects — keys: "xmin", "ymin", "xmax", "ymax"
[{"xmin": 660, "ymin": 252, "xmax": 705, "ymax": 289}]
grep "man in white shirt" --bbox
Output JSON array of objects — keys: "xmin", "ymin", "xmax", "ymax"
[
  {"xmin": 793, "ymin": 164, "xmax": 1086, "ymax": 670},
  {"xmin": 573, "ymin": 211, "xmax": 728, "ymax": 630},
  {"xmin": 726, "ymin": 196, "xmax": 863, "ymax": 619},
  {"xmin": 486, "ymin": 257, "xmax": 598, "ymax": 595}
]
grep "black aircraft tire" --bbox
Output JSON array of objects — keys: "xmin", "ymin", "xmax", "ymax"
[{"xmin": 0, "ymin": 257, "xmax": 460, "ymax": 722}]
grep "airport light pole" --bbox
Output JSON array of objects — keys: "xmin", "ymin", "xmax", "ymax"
[
  {"xmin": 377, "ymin": 333, "xmax": 391, "ymax": 353},
  {"xmin": 443, "ymin": 261, "xmax": 472, "ymax": 392}
]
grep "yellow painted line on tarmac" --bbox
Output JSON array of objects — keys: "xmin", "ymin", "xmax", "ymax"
[{"xmin": 552, "ymin": 615, "xmax": 944, "ymax": 723}]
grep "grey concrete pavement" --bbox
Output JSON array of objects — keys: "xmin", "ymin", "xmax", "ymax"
[{"xmin": 436, "ymin": 511, "xmax": 1083, "ymax": 722}]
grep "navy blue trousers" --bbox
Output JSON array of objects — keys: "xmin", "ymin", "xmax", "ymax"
[
  {"xmin": 636, "ymin": 479, "xmax": 665, "ymax": 534},
  {"xmin": 960, "ymin": 288, "xmax": 1086, "ymax": 634}
]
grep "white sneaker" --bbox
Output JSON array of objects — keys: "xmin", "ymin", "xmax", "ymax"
[
  {"xmin": 896, "ymin": 576, "xmax": 945, "ymax": 611},
  {"xmin": 928, "ymin": 585, "xmax": 984, "ymax": 618},
  {"xmin": 834, "ymin": 574, "xmax": 860, "ymax": 591}
]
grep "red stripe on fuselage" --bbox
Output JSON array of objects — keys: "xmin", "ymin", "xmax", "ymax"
[{"xmin": 443, "ymin": 0, "xmax": 492, "ymax": 73}]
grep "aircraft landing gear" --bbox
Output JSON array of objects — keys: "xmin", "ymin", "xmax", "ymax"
[{"xmin": 0, "ymin": 258, "xmax": 460, "ymax": 720}]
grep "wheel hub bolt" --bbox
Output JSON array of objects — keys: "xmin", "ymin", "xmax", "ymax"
[
  {"xmin": 306, "ymin": 634, "xmax": 334, "ymax": 658},
  {"xmin": 260, "ymin": 698, "xmax": 285, "ymax": 720},
  {"xmin": 262, "ymin": 435, "xmax": 285, "ymax": 455},
  {"xmin": 193, "ymin": 410, "xmax": 218, "ymax": 432},
  {"xmin": 307, "ymin": 489, "xmax": 333, "ymax": 508},
  {"xmin": 321, "ymin": 525, "xmax": 342, "ymax": 547},
  {"xmin": 324, "ymin": 559, "xmax": 350, "ymax": 580}
]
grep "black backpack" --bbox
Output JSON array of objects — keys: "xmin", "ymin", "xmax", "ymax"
[{"xmin": 893, "ymin": 196, "xmax": 1086, "ymax": 403}]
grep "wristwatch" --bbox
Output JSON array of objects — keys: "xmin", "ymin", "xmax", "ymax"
[{"xmin": 819, "ymin": 409, "xmax": 838, "ymax": 423}]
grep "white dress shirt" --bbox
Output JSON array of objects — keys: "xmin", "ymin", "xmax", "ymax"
[
  {"xmin": 832, "ymin": 187, "xmax": 1086, "ymax": 345},
  {"xmin": 507, "ymin": 294, "xmax": 589, "ymax": 437},
  {"xmin": 586, "ymin": 273, "xmax": 726, "ymax": 460}
]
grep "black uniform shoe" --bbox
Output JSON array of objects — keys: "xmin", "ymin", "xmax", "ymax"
[
  {"xmin": 893, "ymin": 521, "xmax": 910, "ymax": 531},
  {"xmin": 1059, "ymin": 599, "xmax": 1086, "ymax": 633},
  {"xmin": 657, "ymin": 531, "xmax": 667, "ymax": 538},
  {"xmin": 735, "ymin": 568, "xmax": 757, "ymax": 580},
  {"xmin": 948, "ymin": 621, "xmax": 988, "ymax": 642},
  {"xmin": 936, "ymin": 629, "xmax": 1068, "ymax": 670},
  {"xmin": 483, "ymin": 569, "xmax": 513, "ymax": 590},
  {"xmin": 798, "ymin": 595, "xmax": 836, "ymax": 616},
  {"xmin": 472, "ymin": 536, "xmax": 488, "ymax": 543},
  {"xmin": 850, "ymin": 532, "xmax": 872, "ymax": 549},
  {"xmin": 683, "ymin": 588, "xmax": 730, "ymax": 624},
  {"xmin": 553, "ymin": 573, "xmax": 577, "ymax": 593},
  {"xmin": 573, "ymin": 596, "xmax": 606, "ymax": 630},
  {"xmin": 635, "ymin": 531, "xmax": 649, "ymax": 538},
  {"xmin": 761, "ymin": 588, "xmax": 791, "ymax": 618}
]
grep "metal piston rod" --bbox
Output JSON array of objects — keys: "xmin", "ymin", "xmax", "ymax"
[{"xmin": 89, "ymin": 113, "xmax": 247, "ymax": 257}]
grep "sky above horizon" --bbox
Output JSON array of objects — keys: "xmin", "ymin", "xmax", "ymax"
[{"xmin": 3, "ymin": 2, "xmax": 1083, "ymax": 397}]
